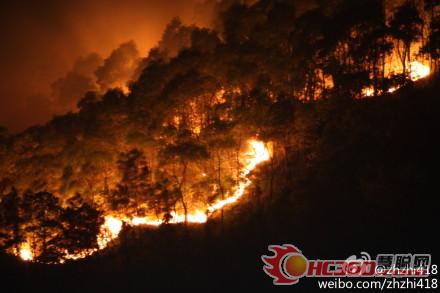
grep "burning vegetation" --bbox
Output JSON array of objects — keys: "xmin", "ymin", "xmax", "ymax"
[
  {"xmin": 1, "ymin": 0, "xmax": 440, "ymax": 264},
  {"xmin": 3, "ymin": 139, "xmax": 270, "ymax": 263}
]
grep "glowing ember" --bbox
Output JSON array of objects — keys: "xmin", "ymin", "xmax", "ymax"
[
  {"xmin": 104, "ymin": 216, "xmax": 123, "ymax": 235},
  {"xmin": 121, "ymin": 85, "xmax": 131, "ymax": 95},
  {"xmin": 409, "ymin": 61, "xmax": 430, "ymax": 81},
  {"xmin": 130, "ymin": 216, "xmax": 162, "ymax": 226},
  {"xmin": 244, "ymin": 140, "xmax": 271, "ymax": 175},
  {"xmin": 388, "ymin": 87, "xmax": 397, "ymax": 93},
  {"xmin": 362, "ymin": 87, "xmax": 375, "ymax": 97},
  {"xmin": 97, "ymin": 216, "xmax": 123, "ymax": 249},
  {"xmin": 18, "ymin": 242, "xmax": 33, "ymax": 261},
  {"xmin": 169, "ymin": 211, "xmax": 207, "ymax": 223}
]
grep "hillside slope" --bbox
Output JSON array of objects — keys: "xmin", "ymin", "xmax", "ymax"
[{"xmin": 1, "ymin": 76, "xmax": 438, "ymax": 292}]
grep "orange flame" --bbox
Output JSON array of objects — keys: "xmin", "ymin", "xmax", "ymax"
[
  {"xmin": 208, "ymin": 140, "xmax": 271, "ymax": 212},
  {"xmin": 361, "ymin": 61, "xmax": 431, "ymax": 98},
  {"xmin": 18, "ymin": 242, "xmax": 33, "ymax": 261},
  {"xmin": 409, "ymin": 61, "xmax": 430, "ymax": 81},
  {"xmin": 15, "ymin": 139, "xmax": 270, "ymax": 263},
  {"xmin": 97, "ymin": 216, "xmax": 123, "ymax": 249}
]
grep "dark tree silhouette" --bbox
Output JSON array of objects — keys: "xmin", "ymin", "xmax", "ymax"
[
  {"xmin": 0, "ymin": 188, "xmax": 21, "ymax": 250},
  {"xmin": 59, "ymin": 194, "xmax": 103, "ymax": 254},
  {"xmin": 390, "ymin": 2, "xmax": 423, "ymax": 76},
  {"xmin": 160, "ymin": 131, "xmax": 209, "ymax": 223}
]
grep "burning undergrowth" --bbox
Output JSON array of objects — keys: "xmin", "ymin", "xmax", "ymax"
[{"xmin": 2, "ymin": 139, "xmax": 270, "ymax": 263}]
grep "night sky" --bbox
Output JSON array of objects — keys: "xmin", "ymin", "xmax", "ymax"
[{"xmin": 0, "ymin": 0, "xmax": 214, "ymax": 132}]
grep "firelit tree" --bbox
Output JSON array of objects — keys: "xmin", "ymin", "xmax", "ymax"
[
  {"xmin": 202, "ymin": 117, "xmax": 237, "ymax": 226},
  {"xmin": 111, "ymin": 149, "xmax": 152, "ymax": 216},
  {"xmin": 319, "ymin": 0, "xmax": 392, "ymax": 98},
  {"xmin": 156, "ymin": 17, "xmax": 195, "ymax": 59},
  {"xmin": 390, "ymin": 2, "xmax": 424, "ymax": 76},
  {"xmin": 160, "ymin": 131, "xmax": 209, "ymax": 224},
  {"xmin": 147, "ymin": 176, "xmax": 179, "ymax": 223},
  {"xmin": 422, "ymin": 15, "xmax": 440, "ymax": 71},
  {"xmin": 341, "ymin": 0, "xmax": 392, "ymax": 96},
  {"xmin": 289, "ymin": 8, "xmax": 329, "ymax": 100},
  {"xmin": 58, "ymin": 193, "xmax": 103, "ymax": 254},
  {"xmin": 0, "ymin": 188, "xmax": 21, "ymax": 250},
  {"xmin": 21, "ymin": 191, "xmax": 63, "ymax": 262}
]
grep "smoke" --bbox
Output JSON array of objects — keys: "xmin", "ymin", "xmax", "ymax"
[
  {"xmin": 49, "ymin": 2, "xmax": 229, "ymax": 117},
  {"xmin": 95, "ymin": 41, "xmax": 141, "ymax": 93},
  {"xmin": 51, "ymin": 40, "xmax": 143, "ymax": 113},
  {"xmin": 0, "ymin": 0, "xmax": 221, "ymax": 133},
  {"xmin": 0, "ymin": 0, "xmax": 319, "ymax": 133},
  {"xmin": 51, "ymin": 53, "xmax": 103, "ymax": 112},
  {"xmin": 156, "ymin": 18, "xmax": 195, "ymax": 59}
]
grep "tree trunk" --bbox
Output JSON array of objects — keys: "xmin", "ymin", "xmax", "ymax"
[
  {"xmin": 217, "ymin": 153, "xmax": 225, "ymax": 230},
  {"xmin": 178, "ymin": 160, "xmax": 188, "ymax": 225}
]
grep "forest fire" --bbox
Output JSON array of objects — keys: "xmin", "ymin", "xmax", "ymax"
[
  {"xmin": 362, "ymin": 61, "xmax": 431, "ymax": 97},
  {"xmin": 110, "ymin": 140, "xmax": 269, "ymax": 225},
  {"xmin": 207, "ymin": 140, "xmax": 271, "ymax": 213},
  {"xmin": 87, "ymin": 140, "xmax": 268, "ymax": 260},
  {"xmin": 0, "ymin": 4, "xmax": 438, "ymax": 292},
  {"xmin": 97, "ymin": 216, "xmax": 123, "ymax": 249},
  {"xmin": 13, "ymin": 139, "xmax": 270, "ymax": 263},
  {"xmin": 18, "ymin": 242, "xmax": 33, "ymax": 261},
  {"xmin": 409, "ymin": 61, "xmax": 430, "ymax": 81}
]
